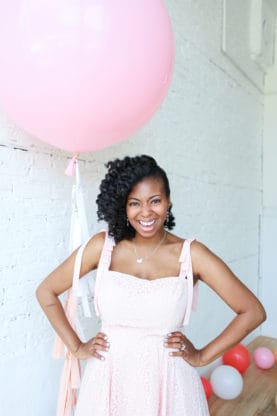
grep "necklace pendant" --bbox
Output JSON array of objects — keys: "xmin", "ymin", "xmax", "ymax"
[{"xmin": 136, "ymin": 257, "xmax": 143, "ymax": 264}]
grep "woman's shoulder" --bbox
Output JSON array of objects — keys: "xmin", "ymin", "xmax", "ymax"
[
  {"xmin": 190, "ymin": 239, "xmax": 214, "ymax": 256},
  {"xmin": 168, "ymin": 233, "xmax": 211, "ymax": 258},
  {"xmin": 166, "ymin": 231, "xmax": 198, "ymax": 247},
  {"xmin": 88, "ymin": 230, "xmax": 106, "ymax": 245},
  {"xmin": 84, "ymin": 231, "xmax": 106, "ymax": 259},
  {"xmin": 165, "ymin": 232, "xmax": 183, "ymax": 246},
  {"xmin": 165, "ymin": 232, "xmax": 188, "ymax": 257},
  {"xmin": 190, "ymin": 240, "xmax": 224, "ymax": 278}
]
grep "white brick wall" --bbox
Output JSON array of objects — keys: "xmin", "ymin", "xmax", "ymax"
[
  {"xmin": 0, "ymin": 2, "xmax": 265, "ymax": 414},
  {"xmin": 261, "ymin": 92, "xmax": 277, "ymax": 338}
]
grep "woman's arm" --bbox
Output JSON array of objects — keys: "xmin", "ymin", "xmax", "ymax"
[
  {"xmin": 36, "ymin": 232, "xmax": 106, "ymax": 357},
  {"xmin": 165, "ymin": 241, "xmax": 266, "ymax": 366}
]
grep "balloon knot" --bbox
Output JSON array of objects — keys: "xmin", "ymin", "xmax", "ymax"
[{"xmin": 65, "ymin": 154, "xmax": 79, "ymax": 176}]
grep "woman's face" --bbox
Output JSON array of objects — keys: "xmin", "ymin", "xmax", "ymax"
[{"xmin": 126, "ymin": 176, "xmax": 170, "ymax": 237}]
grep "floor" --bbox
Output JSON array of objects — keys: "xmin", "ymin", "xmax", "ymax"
[{"xmin": 208, "ymin": 336, "xmax": 277, "ymax": 416}]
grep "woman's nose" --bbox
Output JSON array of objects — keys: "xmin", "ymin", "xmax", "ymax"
[{"xmin": 140, "ymin": 204, "xmax": 152, "ymax": 217}]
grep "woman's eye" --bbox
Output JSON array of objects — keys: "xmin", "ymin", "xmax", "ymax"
[
  {"xmin": 129, "ymin": 201, "xmax": 139, "ymax": 207},
  {"xmin": 152, "ymin": 199, "xmax": 161, "ymax": 204}
]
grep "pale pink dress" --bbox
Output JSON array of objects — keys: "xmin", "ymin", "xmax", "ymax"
[{"xmin": 74, "ymin": 233, "xmax": 209, "ymax": 415}]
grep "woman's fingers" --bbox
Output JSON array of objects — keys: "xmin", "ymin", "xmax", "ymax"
[
  {"xmin": 92, "ymin": 332, "xmax": 110, "ymax": 360},
  {"xmin": 168, "ymin": 331, "xmax": 183, "ymax": 337},
  {"xmin": 97, "ymin": 332, "xmax": 109, "ymax": 340},
  {"xmin": 164, "ymin": 332, "xmax": 188, "ymax": 356},
  {"xmin": 169, "ymin": 350, "xmax": 188, "ymax": 358},
  {"xmin": 164, "ymin": 332, "xmax": 202, "ymax": 366},
  {"xmin": 91, "ymin": 349, "xmax": 106, "ymax": 361},
  {"xmin": 90, "ymin": 336, "xmax": 109, "ymax": 351},
  {"xmin": 77, "ymin": 332, "xmax": 110, "ymax": 360},
  {"xmin": 164, "ymin": 340, "xmax": 185, "ymax": 349},
  {"xmin": 164, "ymin": 332, "xmax": 186, "ymax": 349}
]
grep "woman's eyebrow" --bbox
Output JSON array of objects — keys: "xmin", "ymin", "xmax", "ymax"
[
  {"xmin": 128, "ymin": 194, "xmax": 161, "ymax": 201},
  {"xmin": 149, "ymin": 194, "xmax": 161, "ymax": 199}
]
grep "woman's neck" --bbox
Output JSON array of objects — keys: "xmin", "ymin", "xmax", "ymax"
[{"xmin": 132, "ymin": 230, "xmax": 167, "ymax": 247}]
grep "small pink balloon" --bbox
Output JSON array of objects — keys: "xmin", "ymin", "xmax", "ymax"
[
  {"xmin": 0, "ymin": 0, "xmax": 174, "ymax": 153},
  {"xmin": 253, "ymin": 347, "xmax": 275, "ymax": 370}
]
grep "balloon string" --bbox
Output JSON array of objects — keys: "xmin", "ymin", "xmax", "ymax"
[{"xmin": 65, "ymin": 153, "xmax": 79, "ymax": 176}]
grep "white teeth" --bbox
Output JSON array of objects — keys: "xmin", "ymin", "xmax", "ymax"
[{"xmin": 139, "ymin": 220, "xmax": 155, "ymax": 227}]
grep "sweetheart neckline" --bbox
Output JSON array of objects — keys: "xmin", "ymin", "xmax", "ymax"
[{"xmin": 107, "ymin": 270, "xmax": 182, "ymax": 283}]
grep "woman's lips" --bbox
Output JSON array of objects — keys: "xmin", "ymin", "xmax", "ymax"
[
  {"xmin": 138, "ymin": 219, "xmax": 155, "ymax": 227},
  {"xmin": 137, "ymin": 219, "xmax": 156, "ymax": 231}
]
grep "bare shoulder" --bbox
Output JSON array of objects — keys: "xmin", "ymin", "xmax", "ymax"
[
  {"xmin": 190, "ymin": 239, "xmax": 223, "ymax": 259},
  {"xmin": 86, "ymin": 231, "xmax": 106, "ymax": 251},
  {"xmin": 190, "ymin": 240, "xmax": 213, "ymax": 257},
  {"xmin": 190, "ymin": 240, "xmax": 227, "ymax": 279},
  {"xmin": 37, "ymin": 231, "xmax": 107, "ymax": 296},
  {"xmin": 83, "ymin": 231, "xmax": 106, "ymax": 268},
  {"xmin": 165, "ymin": 232, "xmax": 185, "ymax": 255},
  {"xmin": 166, "ymin": 233, "xmax": 208, "ymax": 254}
]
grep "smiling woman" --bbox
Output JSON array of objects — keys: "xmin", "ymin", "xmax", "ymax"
[
  {"xmin": 36, "ymin": 155, "xmax": 266, "ymax": 416},
  {"xmin": 96, "ymin": 155, "xmax": 175, "ymax": 243}
]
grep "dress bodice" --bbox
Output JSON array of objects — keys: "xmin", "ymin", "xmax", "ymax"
[{"xmin": 94, "ymin": 232, "xmax": 195, "ymax": 332}]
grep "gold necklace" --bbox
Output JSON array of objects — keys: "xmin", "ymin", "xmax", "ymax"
[{"xmin": 133, "ymin": 232, "xmax": 167, "ymax": 264}]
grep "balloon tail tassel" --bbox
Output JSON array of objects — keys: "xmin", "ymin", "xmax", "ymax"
[{"xmin": 65, "ymin": 154, "xmax": 79, "ymax": 176}]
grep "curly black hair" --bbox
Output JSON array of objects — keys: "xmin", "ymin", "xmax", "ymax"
[{"xmin": 96, "ymin": 155, "xmax": 175, "ymax": 242}]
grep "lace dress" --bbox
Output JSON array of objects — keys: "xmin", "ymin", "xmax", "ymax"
[{"xmin": 74, "ymin": 233, "xmax": 209, "ymax": 415}]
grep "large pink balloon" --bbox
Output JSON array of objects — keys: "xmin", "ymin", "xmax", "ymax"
[{"xmin": 0, "ymin": 0, "xmax": 174, "ymax": 152}]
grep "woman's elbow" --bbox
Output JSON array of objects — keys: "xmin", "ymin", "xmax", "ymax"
[
  {"xmin": 257, "ymin": 303, "xmax": 267, "ymax": 325},
  {"xmin": 252, "ymin": 301, "xmax": 267, "ymax": 327},
  {"xmin": 35, "ymin": 281, "xmax": 52, "ymax": 306},
  {"xmin": 35, "ymin": 283, "xmax": 44, "ymax": 305}
]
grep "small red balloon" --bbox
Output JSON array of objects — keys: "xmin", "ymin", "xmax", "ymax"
[
  {"xmin": 223, "ymin": 344, "xmax": 251, "ymax": 373},
  {"xmin": 200, "ymin": 376, "xmax": 213, "ymax": 399}
]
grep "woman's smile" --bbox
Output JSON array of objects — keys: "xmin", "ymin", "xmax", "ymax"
[
  {"xmin": 138, "ymin": 219, "xmax": 156, "ymax": 226},
  {"xmin": 137, "ymin": 219, "xmax": 157, "ymax": 232}
]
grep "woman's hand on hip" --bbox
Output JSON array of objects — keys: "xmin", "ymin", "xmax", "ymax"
[
  {"xmin": 164, "ymin": 331, "xmax": 203, "ymax": 367},
  {"xmin": 74, "ymin": 332, "xmax": 110, "ymax": 360}
]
